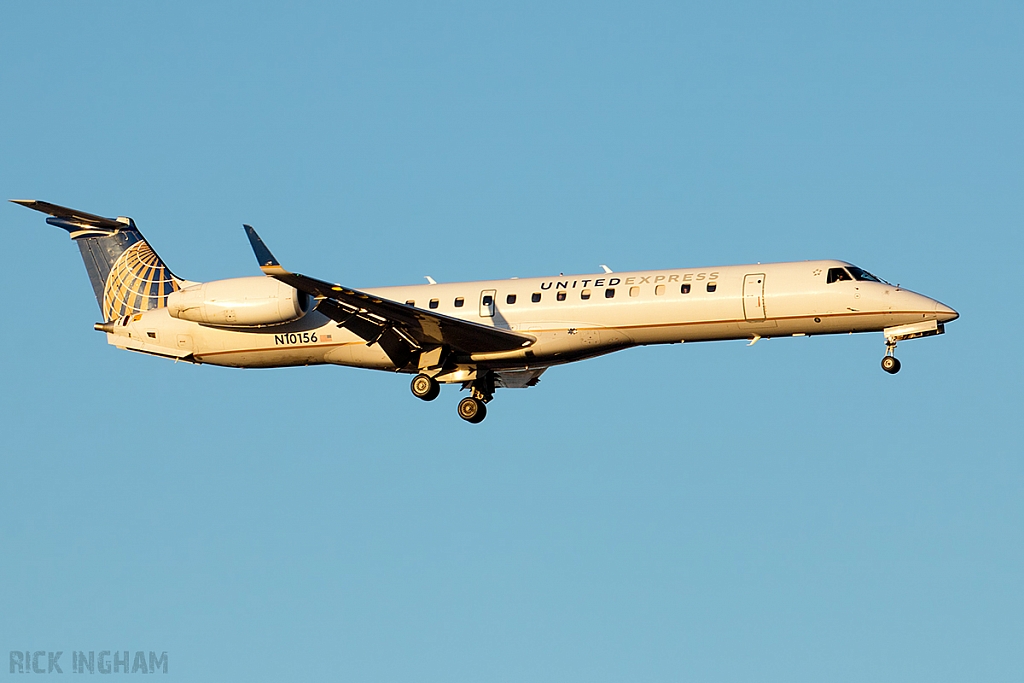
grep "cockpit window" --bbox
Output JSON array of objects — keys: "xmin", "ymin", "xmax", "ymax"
[
  {"xmin": 826, "ymin": 267, "xmax": 853, "ymax": 284},
  {"xmin": 847, "ymin": 266, "xmax": 882, "ymax": 283}
]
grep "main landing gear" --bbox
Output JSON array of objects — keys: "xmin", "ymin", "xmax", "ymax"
[
  {"xmin": 410, "ymin": 373, "xmax": 441, "ymax": 401},
  {"xmin": 458, "ymin": 373, "xmax": 494, "ymax": 424},
  {"xmin": 409, "ymin": 371, "xmax": 493, "ymax": 423},
  {"xmin": 457, "ymin": 396, "xmax": 487, "ymax": 423},
  {"xmin": 881, "ymin": 342, "xmax": 901, "ymax": 374}
]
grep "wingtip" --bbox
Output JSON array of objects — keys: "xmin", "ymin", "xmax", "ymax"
[{"xmin": 243, "ymin": 223, "xmax": 288, "ymax": 275}]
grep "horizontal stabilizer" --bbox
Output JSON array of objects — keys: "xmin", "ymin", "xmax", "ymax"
[{"xmin": 10, "ymin": 199, "xmax": 131, "ymax": 231}]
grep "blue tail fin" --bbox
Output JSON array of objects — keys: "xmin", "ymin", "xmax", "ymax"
[{"xmin": 12, "ymin": 200, "xmax": 186, "ymax": 322}]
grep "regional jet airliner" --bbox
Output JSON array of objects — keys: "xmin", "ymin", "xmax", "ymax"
[{"xmin": 14, "ymin": 200, "xmax": 958, "ymax": 423}]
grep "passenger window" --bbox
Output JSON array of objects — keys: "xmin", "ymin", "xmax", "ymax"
[
  {"xmin": 454, "ymin": 297, "xmax": 464, "ymax": 307},
  {"xmin": 629, "ymin": 286, "xmax": 639, "ymax": 297},
  {"xmin": 482, "ymin": 295, "xmax": 493, "ymax": 306},
  {"xmin": 406, "ymin": 300, "xmax": 415, "ymax": 306},
  {"xmin": 506, "ymin": 293, "xmax": 516, "ymax": 304},
  {"xmin": 429, "ymin": 298, "xmax": 439, "ymax": 309},
  {"xmin": 557, "ymin": 291, "xmax": 566, "ymax": 301},
  {"xmin": 605, "ymin": 288, "xmax": 615, "ymax": 298},
  {"xmin": 655, "ymin": 285, "xmax": 665, "ymax": 295},
  {"xmin": 827, "ymin": 267, "xmax": 853, "ymax": 284},
  {"xmin": 681, "ymin": 284, "xmax": 691, "ymax": 294},
  {"xmin": 581, "ymin": 289, "xmax": 591, "ymax": 300},
  {"xmin": 532, "ymin": 292, "xmax": 541, "ymax": 303},
  {"xmin": 707, "ymin": 283, "xmax": 717, "ymax": 292}
]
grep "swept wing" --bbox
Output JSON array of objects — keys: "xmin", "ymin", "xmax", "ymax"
[{"xmin": 243, "ymin": 225, "xmax": 534, "ymax": 367}]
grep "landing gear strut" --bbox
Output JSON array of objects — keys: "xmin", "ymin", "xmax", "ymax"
[
  {"xmin": 881, "ymin": 342, "xmax": 901, "ymax": 374},
  {"xmin": 410, "ymin": 373, "xmax": 440, "ymax": 401}
]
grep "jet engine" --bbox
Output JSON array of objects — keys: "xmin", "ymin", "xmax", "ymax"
[{"xmin": 166, "ymin": 277, "xmax": 311, "ymax": 327}]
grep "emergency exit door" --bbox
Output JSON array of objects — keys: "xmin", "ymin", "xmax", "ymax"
[
  {"xmin": 743, "ymin": 274, "xmax": 766, "ymax": 321},
  {"xmin": 479, "ymin": 289, "xmax": 496, "ymax": 317}
]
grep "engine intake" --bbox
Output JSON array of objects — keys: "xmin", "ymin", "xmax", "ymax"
[{"xmin": 167, "ymin": 277, "xmax": 311, "ymax": 327}]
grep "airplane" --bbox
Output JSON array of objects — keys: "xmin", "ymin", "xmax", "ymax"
[{"xmin": 13, "ymin": 199, "xmax": 959, "ymax": 423}]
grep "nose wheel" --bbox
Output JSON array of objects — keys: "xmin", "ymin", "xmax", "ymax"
[
  {"xmin": 881, "ymin": 355, "xmax": 901, "ymax": 374},
  {"xmin": 881, "ymin": 342, "xmax": 901, "ymax": 374}
]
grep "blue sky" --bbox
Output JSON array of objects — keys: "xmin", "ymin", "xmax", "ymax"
[{"xmin": 1, "ymin": 2, "xmax": 1021, "ymax": 680}]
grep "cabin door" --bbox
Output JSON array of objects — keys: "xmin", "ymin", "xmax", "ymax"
[
  {"xmin": 743, "ymin": 273, "xmax": 766, "ymax": 321},
  {"xmin": 479, "ymin": 289, "xmax": 496, "ymax": 317}
]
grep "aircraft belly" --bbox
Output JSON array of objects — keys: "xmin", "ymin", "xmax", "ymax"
[
  {"xmin": 324, "ymin": 342, "xmax": 395, "ymax": 370},
  {"xmin": 198, "ymin": 348, "xmax": 328, "ymax": 368}
]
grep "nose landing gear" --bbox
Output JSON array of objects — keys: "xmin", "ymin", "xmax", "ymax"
[
  {"xmin": 881, "ymin": 355, "xmax": 901, "ymax": 374},
  {"xmin": 881, "ymin": 342, "xmax": 901, "ymax": 374}
]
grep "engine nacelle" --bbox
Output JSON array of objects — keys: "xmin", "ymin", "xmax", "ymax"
[{"xmin": 166, "ymin": 277, "xmax": 311, "ymax": 327}]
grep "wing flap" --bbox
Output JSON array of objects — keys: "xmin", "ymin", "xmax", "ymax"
[{"xmin": 495, "ymin": 368, "xmax": 546, "ymax": 388}]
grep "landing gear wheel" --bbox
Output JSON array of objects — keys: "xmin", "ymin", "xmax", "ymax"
[
  {"xmin": 881, "ymin": 356, "xmax": 901, "ymax": 374},
  {"xmin": 411, "ymin": 374, "xmax": 440, "ymax": 401},
  {"xmin": 457, "ymin": 396, "xmax": 487, "ymax": 423}
]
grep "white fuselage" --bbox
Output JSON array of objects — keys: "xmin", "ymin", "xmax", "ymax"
[{"xmin": 102, "ymin": 259, "xmax": 957, "ymax": 378}]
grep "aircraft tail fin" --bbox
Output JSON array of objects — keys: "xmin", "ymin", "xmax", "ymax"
[{"xmin": 12, "ymin": 200, "xmax": 186, "ymax": 322}]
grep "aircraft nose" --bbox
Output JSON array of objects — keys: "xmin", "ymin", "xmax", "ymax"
[{"xmin": 934, "ymin": 301, "xmax": 959, "ymax": 323}]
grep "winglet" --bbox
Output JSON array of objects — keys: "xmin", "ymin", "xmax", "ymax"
[{"xmin": 244, "ymin": 224, "xmax": 288, "ymax": 275}]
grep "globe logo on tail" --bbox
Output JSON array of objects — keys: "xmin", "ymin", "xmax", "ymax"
[{"xmin": 102, "ymin": 240, "xmax": 182, "ymax": 321}]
